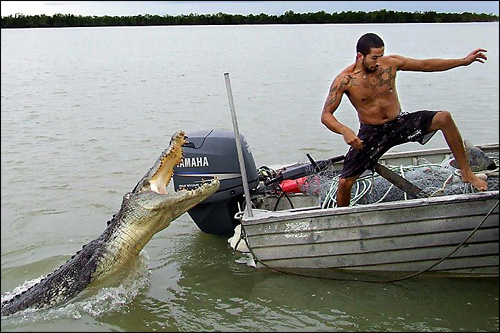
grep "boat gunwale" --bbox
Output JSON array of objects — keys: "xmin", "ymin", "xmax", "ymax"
[
  {"xmin": 242, "ymin": 191, "xmax": 499, "ymax": 225},
  {"xmin": 377, "ymin": 143, "xmax": 499, "ymax": 161}
]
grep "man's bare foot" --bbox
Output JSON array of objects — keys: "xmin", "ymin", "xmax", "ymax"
[{"xmin": 462, "ymin": 172, "xmax": 488, "ymax": 191}]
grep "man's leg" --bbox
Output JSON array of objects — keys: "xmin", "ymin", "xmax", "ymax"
[
  {"xmin": 428, "ymin": 111, "xmax": 488, "ymax": 191},
  {"xmin": 337, "ymin": 175, "xmax": 361, "ymax": 207}
]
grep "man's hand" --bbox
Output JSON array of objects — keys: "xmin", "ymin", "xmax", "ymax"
[
  {"xmin": 343, "ymin": 128, "xmax": 364, "ymax": 150},
  {"xmin": 463, "ymin": 48, "xmax": 488, "ymax": 65}
]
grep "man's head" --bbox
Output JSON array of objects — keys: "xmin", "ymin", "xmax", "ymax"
[
  {"xmin": 356, "ymin": 33, "xmax": 384, "ymax": 56},
  {"xmin": 356, "ymin": 33, "xmax": 385, "ymax": 73}
]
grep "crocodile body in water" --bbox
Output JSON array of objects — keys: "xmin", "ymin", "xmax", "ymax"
[{"xmin": 1, "ymin": 131, "xmax": 220, "ymax": 316}]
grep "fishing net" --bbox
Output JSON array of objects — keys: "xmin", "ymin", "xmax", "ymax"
[{"xmin": 300, "ymin": 152, "xmax": 499, "ymax": 209}]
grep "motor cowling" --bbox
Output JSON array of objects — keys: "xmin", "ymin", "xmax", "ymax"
[{"xmin": 173, "ymin": 129, "xmax": 259, "ymax": 235}]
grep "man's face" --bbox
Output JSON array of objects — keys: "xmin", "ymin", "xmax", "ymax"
[{"xmin": 362, "ymin": 46, "xmax": 384, "ymax": 73}]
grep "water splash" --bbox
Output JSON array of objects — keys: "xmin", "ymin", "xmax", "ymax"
[{"xmin": 1, "ymin": 252, "xmax": 152, "ymax": 324}]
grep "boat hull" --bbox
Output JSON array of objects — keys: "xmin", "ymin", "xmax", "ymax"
[{"xmin": 241, "ymin": 192, "xmax": 499, "ymax": 274}]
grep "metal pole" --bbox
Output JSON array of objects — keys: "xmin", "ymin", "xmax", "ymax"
[{"xmin": 224, "ymin": 72, "xmax": 253, "ymax": 217}]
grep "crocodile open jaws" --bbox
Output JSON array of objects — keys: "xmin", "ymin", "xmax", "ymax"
[{"xmin": 1, "ymin": 130, "xmax": 220, "ymax": 316}]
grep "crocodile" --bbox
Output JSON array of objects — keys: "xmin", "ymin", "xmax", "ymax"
[{"xmin": 1, "ymin": 130, "xmax": 220, "ymax": 316}]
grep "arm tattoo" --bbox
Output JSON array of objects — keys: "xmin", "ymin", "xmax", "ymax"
[{"xmin": 325, "ymin": 75, "xmax": 355, "ymax": 108}]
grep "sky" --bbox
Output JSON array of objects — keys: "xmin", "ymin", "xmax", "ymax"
[{"xmin": 1, "ymin": 1, "xmax": 499, "ymax": 17}]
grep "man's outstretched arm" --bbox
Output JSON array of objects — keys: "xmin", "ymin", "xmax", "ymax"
[{"xmin": 392, "ymin": 48, "xmax": 488, "ymax": 72}]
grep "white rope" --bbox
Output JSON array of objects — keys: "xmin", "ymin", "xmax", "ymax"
[{"xmin": 320, "ymin": 160, "xmax": 498, "ymax": 209}]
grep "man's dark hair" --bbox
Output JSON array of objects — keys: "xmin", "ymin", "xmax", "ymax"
[{"xmin": 356, "ymin": 33, "xmax": 384, "ymax": 56}]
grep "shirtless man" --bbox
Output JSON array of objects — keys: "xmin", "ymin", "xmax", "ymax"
[{"xmin": 321, "ymin": 32, "xmax": 488, "ymax": 207}]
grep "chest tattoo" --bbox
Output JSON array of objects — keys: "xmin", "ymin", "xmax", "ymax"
[{"xmin": 375, "ymin": 67, "xmax": 395, "ymax": 87}]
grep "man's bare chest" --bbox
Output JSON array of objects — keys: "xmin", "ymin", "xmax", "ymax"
[{"xmin": 349, "ymin": 66, "xmax": 397, "ymax": 101}]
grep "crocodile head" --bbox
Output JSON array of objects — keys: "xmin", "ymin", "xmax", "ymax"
[{"xmin": 124, "ymin": 130, "xmax": 220, "ymax": 237}]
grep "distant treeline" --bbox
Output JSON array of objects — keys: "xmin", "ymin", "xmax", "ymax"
[{"xmin": 1, "ymin": 10, "xmax": 498, "ymax": 28}]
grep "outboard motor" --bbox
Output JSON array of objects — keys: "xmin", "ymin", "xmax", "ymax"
[{"xmin": 173, "ymin": 129, "xmax": 259, "ymax": 235}]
